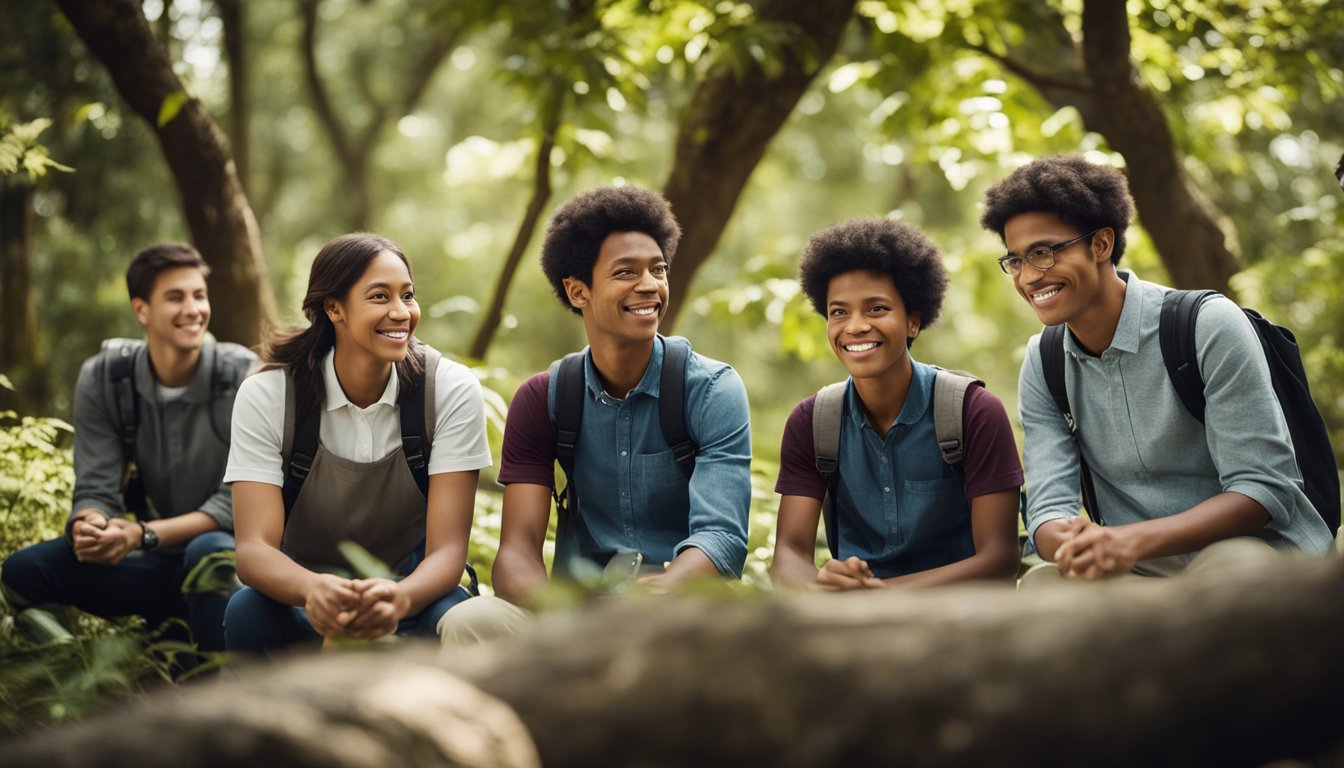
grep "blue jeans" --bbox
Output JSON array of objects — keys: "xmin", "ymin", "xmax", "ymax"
[
  {"xmin": 224, "ymin": 585, "xmax": 473, "ymax": 655},
  {"xmin": 0, "ymin": 531, "xmax": 236, "ymax": 651}
]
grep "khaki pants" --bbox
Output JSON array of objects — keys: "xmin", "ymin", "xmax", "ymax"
[{"xmin": 438, "ymin": 594, "xmax": 534, "ymax": 646}]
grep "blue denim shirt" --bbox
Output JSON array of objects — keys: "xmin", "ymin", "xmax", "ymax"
[
  {"xmin": 831, "ymin": 361, "xmax": 973, "ymax": 578},
  {"xmin": 547, "ymin": 336, "xmax": 752, "ymax": 577}
]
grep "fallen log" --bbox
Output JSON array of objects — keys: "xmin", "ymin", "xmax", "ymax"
[{"xmin": 443, "ymin": 558, "xmax": 1344, "ymax": 768}]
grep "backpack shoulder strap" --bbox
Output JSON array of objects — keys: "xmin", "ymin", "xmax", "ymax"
[
  {"xmin": 399, "ymin": 345, "xmax": 434, "ymax": 499},
  {"xmin": 659, "ymin": 338, "xmax": 695, "ymax": 479},
  {"xmin": 1037, "ymin": 325, "xmax": 1103, "ymax": 524},
  {"xmin": 101, "ymin": 338, "xmax": 144, "ymax": 462},
  {"xmin": 932, "ymin": 369, "xmax": 982, "ymax": 465},
  {"xmin": 812, "ymin": 381, "xmax": 846, "ymax": 561},
  {"xmin": 1160, "ymin": 289, "xmax": 1218, "ymax": 424},
  {"xmin": 281, "ymin": 369, "xmax": 320, "ymax": 522},
  {"xmin": 1039, "ymin": 324, "xmax": 1071, "ymax": 430},
  {"xmin": 551, "ymin": 351, "xmax": 587, "ymax": 537},
  {"xmin": 206, "ymin": 341, "xmax": 255, "ymax": 446}
]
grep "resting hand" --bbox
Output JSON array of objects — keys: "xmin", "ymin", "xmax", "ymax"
[
  {"xmin": 815, "ymin": 557, "xmax": 884, "ymax": 590},
  {"xmin": 73, "ymin": 516, "xmax": 138, "ymax": 565},
  {"xmin": 1054, "ymin": 519, "xmax": 1137, "ymax": 580},
  {"xmin": 304, "ymin": 575, "xmax": 362, "ymax": 636},
  {"xmin": 343, "ymin": 579, "xmax": 411, "ymax": 640}
]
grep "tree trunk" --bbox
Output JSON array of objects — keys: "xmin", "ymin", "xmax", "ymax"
[
  {"xmin": 54, "ymin": 0, "xmax": 276, "ymax": 347},
  {"xmin": 659, "ymin": 0, "xmax": 858, "ymax": 331},
  {"xmin": 0, "ymin": 176, "xmax": 47, "ymax": 412},
  {"xmin": 467, "ymin": 104, "xmax": 560, "ymax": 361},
  {"xmin": 9, "ymin": 654, "xmax": 540, "ymax": 768},
  {"xmin": 1078, "ymin": 0, "xmax": 1240, "ymax": 294},
  {"xmin": 219, "ymin": 0, "xmax": 249, "ymax": 195},
  {"xmin": 450, "ymin": 560, "xmax": 1344, "ymax": 767},
  {"xmin": 298, "ymin": 0, "xmax": 462, "ymax": 231},
  {"xmin": 11, "ymin": 559, "xmax": 1344, "ymax": 766},
  {"xmin": 970, "ymin": 1, "xmax": 1240, "ymax": 295}
]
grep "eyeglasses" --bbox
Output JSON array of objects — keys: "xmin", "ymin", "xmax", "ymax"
[{"xmin": 997, "ymin": 228, "xmax": 1102, "ymax": 275}]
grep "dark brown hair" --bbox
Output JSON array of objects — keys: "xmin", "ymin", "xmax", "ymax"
[{"xmin": 125, "ymin": 243, "xmax": 210, "ymax": 301}]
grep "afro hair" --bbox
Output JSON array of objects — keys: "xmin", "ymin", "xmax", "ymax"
[
  {"xmin": 797, "ymin": 217, "xmax": 949, "ymax": 338},
  {"xmin": 979, "ymin": 155, "xmax": 1135, "ymax": 265},
  {"xmin": 539, "ymin": 185, "xmax": 682, "ymax": 313}
]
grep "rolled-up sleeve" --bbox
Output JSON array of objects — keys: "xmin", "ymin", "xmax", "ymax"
[{"xmin": 676, "ymin": 365, "xmax": 751, "ymax": 577}]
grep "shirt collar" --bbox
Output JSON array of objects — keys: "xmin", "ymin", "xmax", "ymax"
[
  {"xmin": 136, "ymin": 338, "xmax": 216, "ymax": 404},
  {"xmin": 843, "ymin": 356, "xmax": 935, "ymax": 432},
  {"xmin": 584, "ymin": 335, "xmax": 665, "ymax": 399},
  {"xmin": 1063, "ymin": 270, "xmax": 1143, "ymax": 357},
  {"xmin": 322, "ymin": 348, "xmax": 399, "ymax": 411}
]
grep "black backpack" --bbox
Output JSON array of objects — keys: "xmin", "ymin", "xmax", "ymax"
[
  {"xmin": 550, "ymin": 338, "xmax": 694, "ymax": 569},
  {"xmin": 1040, "ymin": 290, "xmax": 1340, "ymax": 535},
  {"xmin": 102, "ymin": 337, "xmax": 250, "ymax": 515},
  {"xmin": 280, "ymin": 344, "xmax": 479, "ymax": 591},
  {"xmin": 811, "ymin": 370, "xmax": 981, "ymax": 558}
]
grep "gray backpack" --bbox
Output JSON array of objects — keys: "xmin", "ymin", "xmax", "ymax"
[{"xmin": 811, "ymin": 370, "xmax": 981, "ymax": 558}]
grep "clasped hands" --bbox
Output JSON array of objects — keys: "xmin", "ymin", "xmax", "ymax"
[
  {"xmin": 70, "ymin": 512, "xmax": 139, "ymax": 565},
  {"xmin": 304, "ymin": 575, "xmax": 411, "ymax": 640},
  {"xmin": 815, "ymin": 556, "xmax": 884, "ymax": 590},
  {"xmin": 1052, "ymin": 516, "xmax": 1138, "ymax": 580}
]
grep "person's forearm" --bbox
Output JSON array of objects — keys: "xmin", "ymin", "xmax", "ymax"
[
  {"xmin": 1113, "ymin": 492, "xmax": 1270, "ymax": 562},
  {"xmin": 146, "ymin": 511, "xmax": 220, "ymax": 549},
  {"xmin": 659, "ymin": 546, "xmax": 719, "ymax": 587},
  {"xmin": 770, "ymin": 543, "xmax": 822, "ymax": 588},
  {"xmin": 235, "ymin": 540, "xmax": 322, "ymax": 607},
  {"xmin": 492, "ymin": 547, "xmax": 550, "ymax": 606},
  {"xmin": 1033, "ymin": 519, "xmax": 1076, "ymax": 563},
  {"xmin": 398, "ymin": 547, "xmax": 466, "ymax": 617},
  {"xmin": 880, "ymin": 542, "xmax": 1020, "ymax": 588}
]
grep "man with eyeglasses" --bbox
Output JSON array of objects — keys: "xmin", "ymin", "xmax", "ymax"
[{"xmin": 980, "ymin": 155, "xmax": 1331, "ymax": 582}]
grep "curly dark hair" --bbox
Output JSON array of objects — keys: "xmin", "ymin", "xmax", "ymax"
[
  {"xmin": 539, "ymin": 185, "xmax": 682, "ymax": 313},
  {"xmin": 979, "ymin": 155, "xmax": 1135, "ymax": 265},
  {"xmin": 798, "ymin": 218, "xmax": 948, "ymax": 341}
]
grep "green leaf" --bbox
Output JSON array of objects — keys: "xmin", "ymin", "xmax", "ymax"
[
  {"xmin": 156, "ymin": 91, "xmax": 189, "ymax": 128},
  {"xmin": 337, "ymin": 540, "xmax": 397, "ymax": 580}
]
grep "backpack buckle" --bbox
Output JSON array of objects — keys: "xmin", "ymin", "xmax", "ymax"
[
  {"xmin": 289, "ymin": 451, "xmax": 314, "ymax": 482},
  {"xmin": 815, "ymin": 456, "xmax": 838, "ymax": 476},
  {"xmin": 938, "ymin": 439, "xmax": 963, "ymax": 463},
  {"xmin": 404, "ymin": 435, "xmax": 425, "ymax": 471}
]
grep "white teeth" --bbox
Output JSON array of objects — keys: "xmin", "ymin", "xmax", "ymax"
[
  {"xmin": 845, "ymin": 342, "xmax": 878, "ymax": 352},
  {"xmin": 379, "ymin": 330, "xmax": 408, "ymax": 339},
  {"xmin": 628, "ymin": 306, "xmax": 657, "ymax": 316},
  {"xmin": 1032, "ymin": 288, "xmax": 1060, "ymax": 304}
]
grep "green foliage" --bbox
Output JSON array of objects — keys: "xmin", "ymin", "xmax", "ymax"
[
  {"xmin": 0, "ymin": 115, "xmax": 73, "ymax": 180},
  {"xmin": 0, "ymin": 410, "xmax": 74, "ymax": 558},
  {"xmin": 155, "ymin": 91, "xmax": 188, "ymax": 128}
]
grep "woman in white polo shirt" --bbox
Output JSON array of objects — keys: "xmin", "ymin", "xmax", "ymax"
[{"xmin": 223, "ymin": 233, "xmax": 491, "ymax": 653}]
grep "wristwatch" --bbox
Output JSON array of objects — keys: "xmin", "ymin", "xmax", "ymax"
[{"xmin": 138, "ymin": 521, "xmax": 159, "ymax": 551}]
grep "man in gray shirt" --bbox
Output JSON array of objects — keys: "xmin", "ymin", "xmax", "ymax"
[
  {"xmin": 2, "ymin": 243, "xmax": 256, "ymax": 651},
  {"xmin": 980, "ymin": 155, "xmax": 1332, "ymax": 580}
]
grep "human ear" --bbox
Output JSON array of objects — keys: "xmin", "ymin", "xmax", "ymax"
[
  {"xmin": 562, "ymin": 277, "xmax": 589, "ymax": 310},
  {"xmin": 1092, "ymin": 228, "xmax": 1115, "ymax": 263},
  {"xmin": 907, "ymin": 311, "xmax": 922, "ymax": 344},
  {"xmin": 130, "ymin": 298, "xmax": 150, "ymax": 328},
  {"xmin": 324, "ymin": 298, "xmax": 344, "ymax": 324}
]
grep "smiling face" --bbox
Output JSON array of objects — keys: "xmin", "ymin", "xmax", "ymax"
[
  {"xmin": 563, "ymin": 230, "xmax": 668, "ymax": 349},
  {"xmin": 1003, "ymin": 211, "xmax": 1113, "ymax": 327},
  {"xmin": 826, "ymin": 269, "xmax": 921, "ymax": 384},
  {"xmin": 326, "ymin": 250, "xmax": 420, "ymax": 366},
  {"xmin": 132, "ymin": 266, "xmax": 210, "ymax": 355}
]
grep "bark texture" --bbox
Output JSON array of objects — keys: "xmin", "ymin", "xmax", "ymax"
[
  {"xmin": 9, "ymin": 653, "xmax": 540, "ymax": 768},
  {"xmin": 449, "ymin": 559, "xmax": 1344, "ymax": 767},
  {"xmin": 0, "ymin": 176, "xmax": 46, "ymax": 411},
  {"xmin": 12, "ymin": 557, "xmax": 1344, "ymax": 767},
  {"xmin": 54, "ymin": 0, "xmax": 276, "ymax": 347},
  {"xmin": 659, "ymin": 0, "xmax": 858, "ymax": 330}
]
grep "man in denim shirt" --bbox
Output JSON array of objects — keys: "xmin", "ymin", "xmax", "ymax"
[
  {"xmin": 440, "ymin": 186, "xmax": 751, "ymax": 643},
  {"xmin": 2, "ymin": 244, "xmax": 256, "ymax": 651},
  {"xmin": 981, "ymin": 156, "xmax": 1332, "ymax": 581}
]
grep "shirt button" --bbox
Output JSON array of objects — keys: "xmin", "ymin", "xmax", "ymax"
[
  {"xmin": 620, "ymin": 450, "xmax": 628, "ymax": 456},
  {"xmin": 880, "ymin": 456, "xmax": 888, "ymax": 463},
  {"xmin": 884, "ymin": 487, "xmax": 891, "ymax": 493}
]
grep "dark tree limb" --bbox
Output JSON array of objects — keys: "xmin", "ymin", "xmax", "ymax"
[
  {"xmin": 218, "ymin": 0, "xmax": 249, "ymax": 195},
  {"xmin": 54, "ymin": 0, "xmax": 276, "ymax": 346},
  {"xmin": 659, "ymin": 0, "xmax": 858, "ymax": 331},
  {"xmin": 467, "ymin": 97, "xmax": 562, "ymax": 361},
  {"xmin": 0, "ymin": 176, "xmax": 48, "ymax": 411},
  {"xmin": 1079, "ymin": 0, "xmax": 1240, "ymax": 294},
  {"xmin": 298, "ymin": 0, "xmax": 463, "ymax": 230}
]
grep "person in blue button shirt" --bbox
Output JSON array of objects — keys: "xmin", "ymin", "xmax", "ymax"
[
  {"xmin": 982, "ymin": 155, "xmax": 1332, "ymax": 581},
  {"xmin": 440, "ymin": 185, "xmax": 752, "ymax": 643},
  {"xmin": 771, "ymin": 219, "xmax": 1023, "ymax": 589}
]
